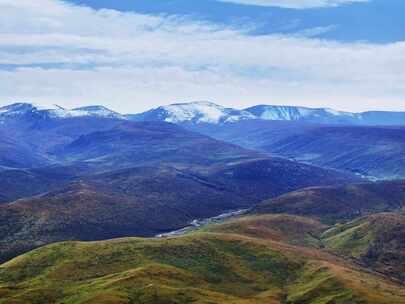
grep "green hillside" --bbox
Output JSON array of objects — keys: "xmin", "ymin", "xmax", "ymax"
[
  {"xmin": 322, "ymin": 213, "xmax": 405, "ymax": 282},
  {"xmin": 1, "ymin": 215, "xmax": 404, "ymax": 304}
]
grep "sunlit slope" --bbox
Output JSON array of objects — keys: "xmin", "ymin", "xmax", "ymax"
[{"xmin": 1, "ymin": 215, "xmax": 404, "ymax": 304}]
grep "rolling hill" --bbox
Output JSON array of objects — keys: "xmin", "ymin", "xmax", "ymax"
[
  {"xmin": 254, "ymin": 180, "xmax": 405, "ymax": 223},
  {"xmin": 0, "ymin": 214, "xmax": 404, "ymax": 304}
]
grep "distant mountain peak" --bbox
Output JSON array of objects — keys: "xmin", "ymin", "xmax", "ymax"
[
  {"xmin": 130, "ymin": 101, "xmax": 256, "ymax": 124},
  {"xmin": 244, "ymin": 104, "xmax": 359, "ymax": 124},
  {"xmin": 0, "ymin": 102, "xmax": 124, "ymax": 120},
  {"xmin": 0, "ymin": 102, "xmax": 60, "ymax": 118},
  {"xmin": 71, "ymin": 105, "xmax": 124, "ymax": 119}
]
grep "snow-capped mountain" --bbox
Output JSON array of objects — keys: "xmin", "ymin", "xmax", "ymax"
[
  {"xmin": 69, "ymin": 106, "xmax": 125, "ymax": 119},
  {"xmin": 128, "ymin": 101, "xmax": 256, "ymax": 124},
  {"xmin": 1, "ymin": 101, "xmax": 405, "ymax": 126},
  {"xmin": 0, "ymin": 103, "xmax": 124, "ymax": 121},
  {"xmin": 244, "ymin": 105, "xmax": 405, "ymax": 125},
  {"xmin": 244, "ymin": 105, "xmax": 359, "ymax": 124}
]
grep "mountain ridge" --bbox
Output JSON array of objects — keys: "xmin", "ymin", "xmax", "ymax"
[
  {"xmin": 129, "ymin": 101, "xmax": 405, "ymax": 126},
  {"xmin": 3, "ymin": 101, "xmax": 405, "ymax": 126}
]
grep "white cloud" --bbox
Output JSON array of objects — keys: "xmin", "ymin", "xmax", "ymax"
[
  {"xmin": 216, "ymin": 0, "xmax": 369, "ymax": 9},
  {"xmin": 0, "ymin": 0, "xmax": 404, "ymax": 112}
]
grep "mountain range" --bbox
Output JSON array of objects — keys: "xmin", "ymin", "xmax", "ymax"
[
  {"xmin": 2, "ymin": 101, "xmax": 405, "ymax": 179},
  {"xmin": 3, "ymin": 101, "xmax": 405, "ymax": 126},
  {"xmin": 129, "ymin": 101, "xmax": 405, "ymax": 126}
]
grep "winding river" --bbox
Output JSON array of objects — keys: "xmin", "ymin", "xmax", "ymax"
[{"xmin": 155, "ymin": 208, "xmax": 250, "ymax": 238}]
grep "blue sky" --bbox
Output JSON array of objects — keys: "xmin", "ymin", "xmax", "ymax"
[
  {"xmin": 0, "ymin": 0, "xmax": 404, "ymax": 112},
  {"xmin": 70, "ymin": 0, "xmax": 405, "ymax": 43}
]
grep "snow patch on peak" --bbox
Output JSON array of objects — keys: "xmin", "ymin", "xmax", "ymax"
[
  {"xmin": 70, "ymin": 105, "xmax": 124, "ymax": 119},
  {"xmin": 162, "ymin": 102, "xmax": 224, "ymax": 124},
  {"xmin": 0, "ymin": 103, "xmax": 47, "ymax": 117},
  {"xmin": 249, "ymin": 105, "xmax": 305, "ymax": 121},
  {"xmin": 33, "ymin": 103, "xmax": 65, "ymax": 111}
]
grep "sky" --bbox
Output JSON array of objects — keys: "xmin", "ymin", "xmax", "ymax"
[{"xmin": 0, "ymin": 0, "xmax": 404, "ymax": 113}]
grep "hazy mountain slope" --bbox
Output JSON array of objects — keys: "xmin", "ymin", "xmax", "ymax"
[
  {"xmin": 178, "ymin": 119, "xmax": 315, "ymax": 149},
  {"xmin": 254, "ymin": 181, "xmax": 405, "ymax": 223},
  {"xmin": 0, "ymin": 118, "xmax": 355, "ymax": 210},
  {"xmin": 0, "ymin": 167, "xmax": 75, "ymax": 204},
  {"xmin": 322, "ymin": 213, "xmax": 405, "ymax": 282},
  {"xmin": 0, "ymin": 132, "xmax": 50, "ymax": 169},
  {"xmin": 1, "ymin": 216, "xmax": 404, "ymax": 304},
  {"xmin": 206, "ymin": 158, "xmax": 355, "ymax": 202},
  {"xmin": 56, "ymin": 121, "xmax": 264, "ymax": 172},
  {"xmin": 57, "ymin": 120, "xmax": 354, "ymax": 185},
  {"xmin": 188, "ymin": 121, "xmax": 405, "ymax": 179},
  {"xmin": 263, "ymin": 125, "xmax": 405, "ymax": 179},
  {"xmin": 0, "ymin": 103, "xmax": 126, "ymax": 170},
  {"xmin": 3, "ymin": 117, "xmax": 123, "ymax": 155}
]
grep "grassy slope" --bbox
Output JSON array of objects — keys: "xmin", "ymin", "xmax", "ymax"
[
  {"xmin": 205, "ymin": 214, "xmax": 327, "ymax": 248},
  {"xmin": 1, "ymin": 215, "xmax": 404, "ymax": 304},
  {"xmin": 322, "ymin": 213, "xmax": 405, "ymax": 282}
]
